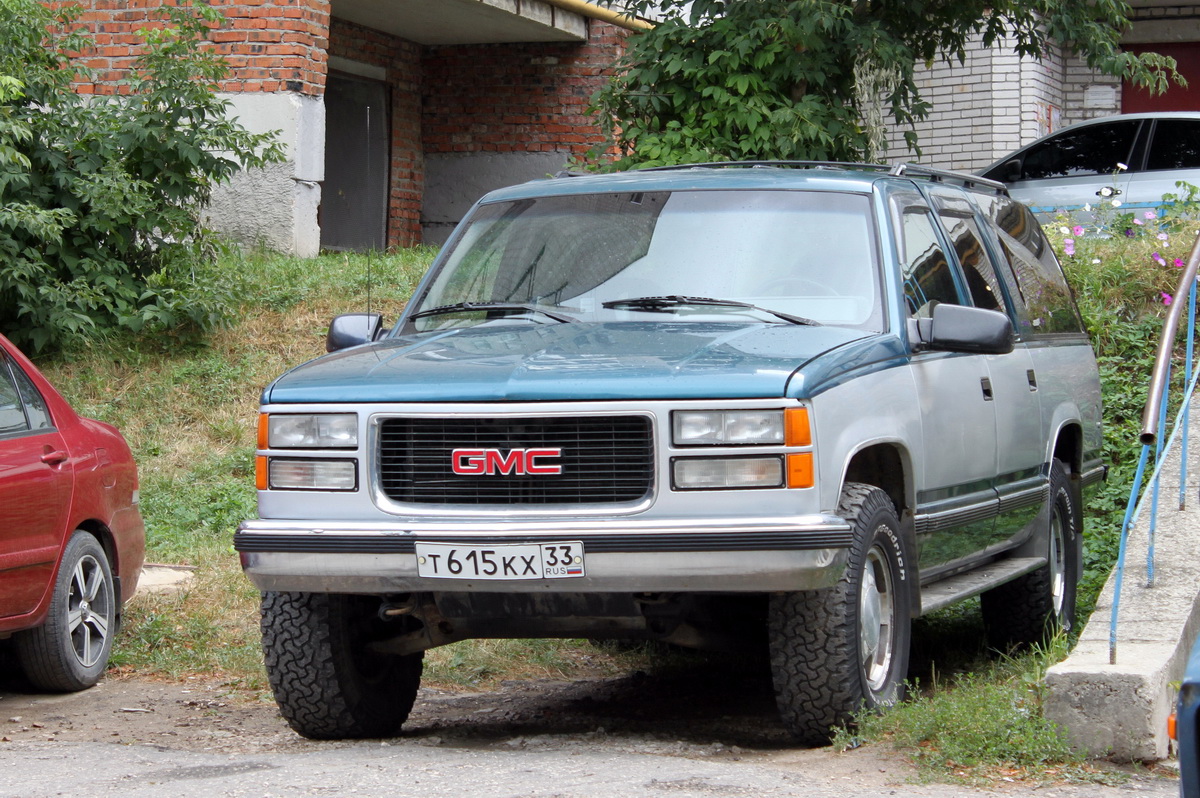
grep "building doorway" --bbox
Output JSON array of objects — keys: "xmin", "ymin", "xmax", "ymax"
[{"xmin": 322, "ymin": 71, "xmax": 390, "ymax": 251}]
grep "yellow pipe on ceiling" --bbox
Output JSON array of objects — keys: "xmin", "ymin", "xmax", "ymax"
[{"xmin": 540, "ymin": 0, "xmax": 654, "ymax": 32}]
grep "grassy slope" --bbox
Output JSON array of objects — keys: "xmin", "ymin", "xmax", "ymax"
[{"xmin": 31, "ymin": 216, "xmax": 1188, "ymax": 779}]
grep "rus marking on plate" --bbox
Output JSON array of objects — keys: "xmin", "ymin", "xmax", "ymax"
[{"xmin": 415, "ymin": 541, "xmax": 585, "ymax": 580}]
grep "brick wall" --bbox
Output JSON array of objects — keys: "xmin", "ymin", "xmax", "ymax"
[
  {"xmin": 885, "ymin": 35, "xmax": 1067, "ymax": 172},
  {"xmin": 422, "ymin": 23, "xmax": 626, "ymax": 158},
  {"xmin": 72, "ymin": 0, "xmax": 329, "ymax": 95},
  {"xmin": 328, "ymin": 18, "xmax": 423, "ymax": 247}
]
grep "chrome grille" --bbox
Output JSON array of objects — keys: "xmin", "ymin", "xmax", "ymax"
[{"xmin": 378, "ymin": 416, "xmax": 654, "ymax": 504}]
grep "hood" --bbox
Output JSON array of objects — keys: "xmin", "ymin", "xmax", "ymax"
[{"xmin": 264, "ymin": 321, "xmax": 873, "ymax": 404}]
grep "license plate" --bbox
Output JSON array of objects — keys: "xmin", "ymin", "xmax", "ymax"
[{"xmin": 415, "ymin": 541, "xmax": 585, "ymax": 580}]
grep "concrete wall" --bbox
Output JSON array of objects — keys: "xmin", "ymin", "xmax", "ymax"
[{"xmin": 204, "ymin": 92, "xmax": 325, "ymax": 257}]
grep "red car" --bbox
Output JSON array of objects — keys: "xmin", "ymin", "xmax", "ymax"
[{"xmin": 0, "ymin": 333, "xmax": 144, "ymax": 691}]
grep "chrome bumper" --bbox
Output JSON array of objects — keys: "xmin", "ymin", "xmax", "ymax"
[{"xmin": 235, "ymin": 514, "xmax": 852, "ymax": 594}]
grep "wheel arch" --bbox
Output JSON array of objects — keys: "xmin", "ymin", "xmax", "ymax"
[
  {"xmin": 74, "ymin": 521, "xmax": 122, "ymax": 602},
  {"xmin": 841, "ymin": 442, "xmax": 920, "ymax": 611}
]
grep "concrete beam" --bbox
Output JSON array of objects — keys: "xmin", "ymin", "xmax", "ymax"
[{"xmin": 1046, "ymin": 415, "xmax": 1200, "ymax": 761}]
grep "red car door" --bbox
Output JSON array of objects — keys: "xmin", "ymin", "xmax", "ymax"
[{"xmin": 0, "ymin": 354, "xmax": 71, "ymax": 618}]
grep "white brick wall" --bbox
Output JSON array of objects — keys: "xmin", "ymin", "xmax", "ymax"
[{"xmin": 881, "ymin": 34, "xmax": 1117, "ymax": 173}]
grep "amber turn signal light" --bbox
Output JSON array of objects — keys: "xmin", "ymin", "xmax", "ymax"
[
  {"xmin": 785, "ymin": 407, "xmax": 811, "ymax": 447},
  {"xmin": 787, "ymin": 452, "xmax": 814, "ymax": 488}
]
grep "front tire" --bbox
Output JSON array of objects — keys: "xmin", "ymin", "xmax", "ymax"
[
  {"xmin": 981, "ymin": 458, "xmax": 1081, "ymax": 650},
  {"xmin": 769, "ymin": 483, "xmax": 913, "ymax": 745},
  {"xmin": 261, "ymin": 591, "xmax": 423, "ymax": 739},
  {"xmin": 16, "ymin": 531, "xmax": 116, "ymax": 692}
]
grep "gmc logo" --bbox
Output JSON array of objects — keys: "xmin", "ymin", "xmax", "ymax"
[{"xmin": 451, "ymin": 448, "xmax": 563, "ymax": 476}]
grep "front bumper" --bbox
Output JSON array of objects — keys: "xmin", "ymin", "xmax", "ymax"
[{"xmin": 235, "ymin": 514, "xmax": 852, "ymax": 594}]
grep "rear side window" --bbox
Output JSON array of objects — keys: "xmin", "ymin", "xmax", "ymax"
[
  {"xmin": 936, "ymin": 212, "xmax": 1006, "ymax": 313},
  {"xmin": 1018, "ymin": 120, "xmax": 1140, "ymax": 180},
  {"xmin": 983, "ymin": 196, "xmax": 1084, "ymax": 335},
  {"xmin": 1146, "ymin": 119, "xmax": 1200, "ymax": 170}
]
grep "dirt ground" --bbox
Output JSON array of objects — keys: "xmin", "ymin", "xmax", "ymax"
[{"xmin": 0, "ymin": 649, "xmax": 1179, "ymax": 796}]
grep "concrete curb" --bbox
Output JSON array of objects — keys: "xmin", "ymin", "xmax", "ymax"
[
  {"xmin": 1046, "ymin": 414, "xmax": 1200, "ymax": 762},
  {"xmin": 136, "ymin": 563, "xmax": 197, "ymax": 596}
]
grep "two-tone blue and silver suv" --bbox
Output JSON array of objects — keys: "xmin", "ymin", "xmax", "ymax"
[{"xmin": 235, "ymin": 162, "xmax": 1104, "ymax": 744}]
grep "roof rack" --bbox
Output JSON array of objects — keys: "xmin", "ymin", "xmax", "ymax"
[
  {"xmin": 552, "ymin": 160, "xmax": 1009, "ymax": 195},
  {"xmin": 888, "ymin": 162, "xmax": 1007, "ymax": 194},
  {"xmin": 634, "ymin": 160, "xmax": 893, "ymax": 174}
]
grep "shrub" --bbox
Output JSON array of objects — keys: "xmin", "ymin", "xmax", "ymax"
[{"xmin": 0, "ymin": 0, "xmax": 283, "ymax": 352}]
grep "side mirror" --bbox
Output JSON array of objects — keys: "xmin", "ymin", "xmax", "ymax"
[
  {"xmin": 326, "ymin": 313, "xmax": 385, "ymax": 352},
  {"xmin": 909, "ymin": 304, "xmax": 1014, "ymax": 355},
  {"xmin": 1002, "ymin": 157, "xmax": 1022, "ymax": 183}
]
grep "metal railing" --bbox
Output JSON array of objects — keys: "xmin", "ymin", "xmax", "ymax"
[{"xmin": 1109, "ymin": 232, "xmax": 1200, "ymax": 664}]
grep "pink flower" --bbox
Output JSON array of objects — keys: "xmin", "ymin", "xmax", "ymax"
[
  {"xmin": 1152, "ymin": 252, "xmax": 1167, "ymax": 266},
  {"xmin": 1145, "ymin": 211, "xmax": 1158, "ymax": 220},
  {"xmin": 1163, "ymin": 293, "xmax": 1174, "ymax": 306},
  {"xmin": 1134, "ymin": 218, "xmax": 1145, "ymax": 226},
  {"xmin": 1072, "ymin": 225, "xmax": 1085, "ymax": 236},
  {"xmin": 1176, "ymin": 258, "xmax": 1187, "ymax": 268},
  {"xmin": 1063, "ymin": 238, "xmax": 1075, "ymax": 256}
]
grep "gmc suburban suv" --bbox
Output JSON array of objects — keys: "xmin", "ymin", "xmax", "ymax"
[{"xmin": 235, "ymin": 162, "xmax": 1104, "ymax": 744}]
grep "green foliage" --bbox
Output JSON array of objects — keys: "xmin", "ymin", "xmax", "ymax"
[
  {"xmin": 590, "ymin": 0, "xmax": 1180, "ymax": 169},
  {"xmin": 834, "ymin": 640, "xmax": 1113, "ymax": 785},
  {"xmin": 1044, "ymin": 200, "xmax": 1193, "ymax": 611},
  {"xmin": 0, "ymin": 0, "xmax": 284, "ymax": 352}
]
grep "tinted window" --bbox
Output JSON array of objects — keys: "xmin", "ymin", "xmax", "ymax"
[
  {"xmin": 0, "ymin": 358, "xmax": 29, "ymax": 436},
  {"xmin": 1018, "ymin": 121, "xmax": 1140, "ymax": 179},
  {"xmin": 896, "ymin": 205, "xmax": 959, "ymax": 315},
  {"xmin": 11, "ymin": 363, "xmax": 51, "ymax": 430},
  {"xmin": 1146, "ymin": 119, "xmax": 1200, "ymax": 170},
  {"xmin": 981, "ymin": 195, "xmax": 1084, "ymax": 334},
  {"xmin": 937, "ymin": 212, "xmax": 1006, "ymax": 313}
]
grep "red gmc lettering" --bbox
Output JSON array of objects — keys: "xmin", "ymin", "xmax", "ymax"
[{"xmin": 451, "ymin": 448, "xmax": 562, "ymax": 476}]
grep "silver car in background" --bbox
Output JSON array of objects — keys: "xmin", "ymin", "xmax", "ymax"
[{"xmin": 979, "ymin": 112, "xmax": 1200, "ymax": 218}]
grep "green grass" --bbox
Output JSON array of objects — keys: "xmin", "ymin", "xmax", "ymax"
[{"xmin": 27, "ymin": 216, "xmax": 1188, "ymax": 782}]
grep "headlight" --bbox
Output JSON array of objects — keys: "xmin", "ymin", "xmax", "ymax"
[
  {"xmin": 672, "ymin": 456, "xmax": 784, "ymax": 490},
  {"xmin": 265, "ymin": 413, "xmax": 358, "ymax": 448},
  {"xmin": 268, "ymin": 458, "xmax": 358, "ymax": 491},
  {"xmin": 672, "ymin": 410, "xmax": 785, "ymax": 446}
]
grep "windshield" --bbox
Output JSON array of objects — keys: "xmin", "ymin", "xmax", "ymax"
[{"xmin": 408, "ymin": 189, "xmax": 883, "ymax": 332}]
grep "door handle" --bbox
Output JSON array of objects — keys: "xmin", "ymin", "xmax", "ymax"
[
  {"xmin": 981, "ymin": 377, "xmax": 994, "ymax": 401},
  {"xmin": 40, "ymin": 448, "xmax": 68, "ymax": 466}
]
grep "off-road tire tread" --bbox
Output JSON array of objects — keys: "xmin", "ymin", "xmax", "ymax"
[
  {"xmin": 769, "ymin": 483, "xmax": 910, "ymax": 745},
  {"xmin": 261, "ymin": 591, "xmax": 423, "ymax": 740},
  {"xmin": 981, "ymin": 459, "xmax": 1080, "ymax": 651},
  {"xmin": 16, "ymin": 531, "xmax": 115, "ymax": 692}
]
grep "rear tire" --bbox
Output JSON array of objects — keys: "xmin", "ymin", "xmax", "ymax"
[
  {"xmin": 16, "ymin": 531, "xmax": 116, "ymax": 692},
  {"xmin": 261, "ymin": 591, "xmax": 423, "ymax": 739},
  {"xmin": 769, "ymin": 483, "xmax": 912, "ymax": 745},
  {"xmin": 981, "ymin": 458, "xmax": 1081, "ymax": 651}
]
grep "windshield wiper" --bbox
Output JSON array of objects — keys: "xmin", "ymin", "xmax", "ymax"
[
  {"xmin": 408, "ymin": 302, "xmax": 577, "ymax": 324},
  {"xmin": 601, "ymin": 295, "xmax": 820, "ymax": 326}
]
